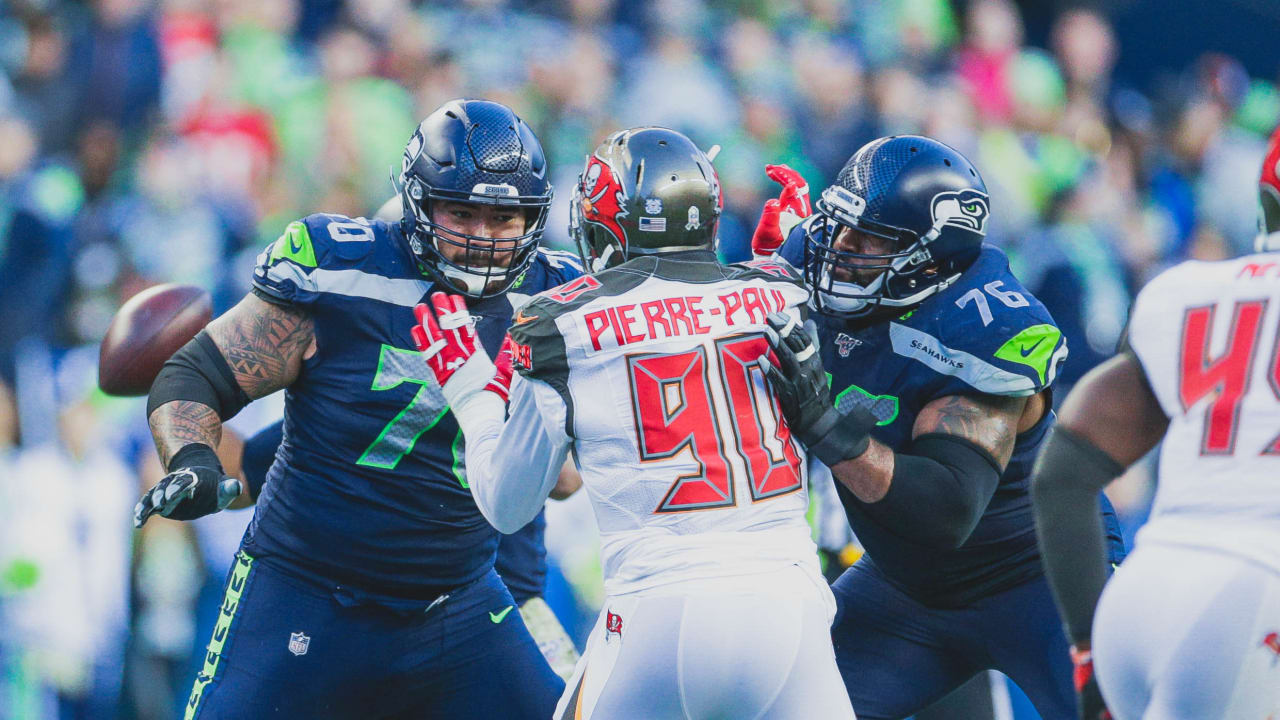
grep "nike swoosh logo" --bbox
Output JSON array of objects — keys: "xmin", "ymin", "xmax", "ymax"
[
  {"xmin": 513, "ymin": 310, "xmax": 538, "ymax": 325},
  {"xmin": 489, "ymin": 606, "xmax": 514, "ymax": 624},
  {"xmin": 1018, "ymin": 338, "xmax": 1045, "ymax": 358}
]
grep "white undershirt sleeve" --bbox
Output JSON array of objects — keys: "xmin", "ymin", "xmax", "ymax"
[{"xmin": 449, "ymin": 374, "xmax": 571, "ymax": 534}]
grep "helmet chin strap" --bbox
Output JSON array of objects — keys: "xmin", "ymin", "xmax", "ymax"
[
  {"xmin": 591, "ymin": 244, "xmax": 618, "ymax": 273},
  {"xmin": 818, "ymin": 266, "xmax": 882, "ymax": 314},
  {"xmin": 817, "ymin": 261, "xmax": 963, "ymax": 317},
  {"xmin": 438, "ymin": 262, "xmax": 491, "ymax": 296}
]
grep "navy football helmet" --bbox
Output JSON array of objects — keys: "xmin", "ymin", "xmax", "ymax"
[
  {"xmin": 803, "ymin": 135, "xmax": 990, "ymax": 318},
  {"xmin": 398, "ymin": 99, "xmax": 552, "ymax": 298}
]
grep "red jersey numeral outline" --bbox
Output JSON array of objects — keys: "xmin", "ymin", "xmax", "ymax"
[
  {"xmin": 546, "ymin": 275, "xmax": 602, "ymax": 304},
  {"xmin": 1177, "ymin": 299, "xmax": 1270, "ymax": 455},
  {"xmin": 626, "ymin": 335, "xmax": 803, "ymax": 514}
]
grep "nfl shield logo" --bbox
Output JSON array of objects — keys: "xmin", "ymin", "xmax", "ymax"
[
  {"xmin": 835, "ymin": 333, "xmax": 862, "ymax": 357},
  {"xmin": 288, "ymin": 632, "xmax": 310, "ymax": 656}
]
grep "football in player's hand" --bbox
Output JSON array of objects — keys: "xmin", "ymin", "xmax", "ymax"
[{"xmin": 99, "ymin": 284, "xmax": 212, "ymax": 396}]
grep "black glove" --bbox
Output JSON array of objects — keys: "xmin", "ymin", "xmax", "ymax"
[
  {"xmin": 1071, "ymin": 645, "xmax": 1113, "ymax": 720},
  {"xmin": 134, "ymin": 443, "xmax": 241, "ymax": 528},
  {"xmin": 760, "ymin": 312, "xmax": 874, "ymax": 467}
]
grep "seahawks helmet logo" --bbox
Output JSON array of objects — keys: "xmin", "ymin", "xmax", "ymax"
[
  {"xmin": 930, "ymin": 189, "xmax": 989, "ymax": 235},
  {"xmin": 402, "ymin": 128, "xmax": 425, "ymax": 174}
]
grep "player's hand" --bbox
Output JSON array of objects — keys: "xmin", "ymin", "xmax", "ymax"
[
  {"xmin": 759, "ymin": 313, "xmax": 838, "ymax": 445},
  {"xmin": 134, "ymin": 443, "xmax": 241, "ymax": 528},
  {"xmin": 412, "ymin": 292, "xmax": 497, "ymax": 406},
  {"xmin": 759, "ymin": 312, "xmax": 872, "ymax": 466},
  {"xmin": 751, "ymin": 164, "xmax": 812, "ymax": 259},
  {"xmin": 486, "ymin": 334, "xmax": 517, "ymax": 403},
  {"xmin": 1071, "ymin": 645, "xmax": 1113, "ymax": 720}
]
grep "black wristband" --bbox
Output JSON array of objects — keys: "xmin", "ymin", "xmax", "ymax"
[
  {"xmin": 167, "ymin": 442, "xmax": 224, "ymax": 474},
  {"xmin": 807, "ymin": 406, "xmax": 876, "ymax": 467}
]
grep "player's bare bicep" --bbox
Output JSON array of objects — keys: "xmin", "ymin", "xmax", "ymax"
[
  {"xmin": 1058, "ymin": 352, "xmax": 1168, "ymax": 466},
  {"xmin": 206, "ymin": 294, "xmax": 316, "ymax": 399},
  {"xmin": 914, "ymin": 393, "xmax": 1025, "ymax": 469}
]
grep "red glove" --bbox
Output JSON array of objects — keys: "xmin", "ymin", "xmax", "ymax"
[
  {"xmin": 487, "ymin": 334, "xmax": 517, "ymax": 403},
  {"xmin": 411, "ymin": 292, "xmax": 498, "ymax": 406},
  {"xmin": 751, "ymin": 164, "xmax": 813, "ymax": 258},
  {"xmin": 1071, "ymin": 645, "xmax": 1113, "ymax": 720}
]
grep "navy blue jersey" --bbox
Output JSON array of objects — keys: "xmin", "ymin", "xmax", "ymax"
[
  {"xmin": 781, "ymin": 233, "xmax": 1122, "ymax": 606},
  {"xmin": 240, "ymin": 417, "xmax": 549, "ymax": 604},
  {"xmin": 244, "ymin": 213, "xmax": 581, "ymax": 600}
]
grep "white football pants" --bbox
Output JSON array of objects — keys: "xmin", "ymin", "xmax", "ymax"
[
  {"xmin": 553, "ymin": 565, "xmax": 855, "ymax": 720},
  {"xmin": 1093, "ymin": 542, "xmax": 1280, "ymax": 720}
]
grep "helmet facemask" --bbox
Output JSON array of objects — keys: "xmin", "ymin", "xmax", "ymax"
[
  {"xmin": 1257, "ymin": 176, "xmax": 1280, "ymax": 253},
  {"xmin": 400, "ymin": 171, "xmax": 551, "ymax": 298},
  {"xmin": 804, "ymin": 184, "xmax": 982, "ymax": 318}
]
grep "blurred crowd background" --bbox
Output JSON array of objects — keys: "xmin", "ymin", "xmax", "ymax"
[{"xmin": 1, "ymin": 0, "xmax": 1278, "ymax": 717}]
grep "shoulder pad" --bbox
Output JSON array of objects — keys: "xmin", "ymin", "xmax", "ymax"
[
  {"xmin": 535, "ymin": 248, "xmax": 585, "ymax": 276},
  {"xmin": 776, "ymin": 218, "xmax": 813, "ymax": 268},
  {"xmin": 252, "ymin": 214, "xmax": 382, "ymax": 306},
  {"xmin": 506, "ymin": 293, "xmax": 571, "ymax": 385},
  {"xmin": 728, "ymin": 256, "xmax": 806, "ymax": 286},
  {"xmin": 895, "ymin": 271, "xmax": 1066, "ymax": 397},
  {"xmin": 507, "ymin": 249, "xmax": 584, "ymax": 299}
]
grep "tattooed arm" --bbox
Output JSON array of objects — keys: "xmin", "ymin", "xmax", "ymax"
[
  {"xmin": 822, "ymin": 391, "xmax": 1037, "ymax": 549},
  {"xmin": 829, "ymin": 392, "xmax": 1029, "ymax": 504},
  {"xmin": 148, "ymin": 294, "xmax": 315, "ymax": 467}
]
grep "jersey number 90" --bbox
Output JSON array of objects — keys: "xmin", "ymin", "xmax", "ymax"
[{"xmin": 628, "ymin": 335, "xmax": 804, "ymax": 513}]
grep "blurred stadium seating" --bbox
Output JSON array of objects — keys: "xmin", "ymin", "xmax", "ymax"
[{"xmin": 1, "ymin": 1, "xmax": 1277, "ymax": 717}]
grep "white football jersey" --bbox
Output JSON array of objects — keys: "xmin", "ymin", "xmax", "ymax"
[
  {"xmin": 1126, "ymin": 253, "xmax": 1280, "ymax": 569},
  {"xmin": 508, "ymin": 255, "xmax": 824, "ymax": 596}
]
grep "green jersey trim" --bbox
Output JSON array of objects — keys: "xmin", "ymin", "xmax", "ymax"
[
  {"xmin": 888, "ymin": 323, "xmax": 1039, "ymax": 396},
  {"xmin": 269, "ymin": 221, "xmax": 318, "ymax": 268},
  {"xmin": 185, "ymin": 551, "xmax": 255, "ymax": 720},
  {"xmin": 993, "ymin": 324, "xmax": 1062, "ymax": 386}
]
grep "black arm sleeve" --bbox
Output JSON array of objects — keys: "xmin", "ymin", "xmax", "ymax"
[
  {"xmin": 146, "ymin": 330, "xmax": 251, "ymax": 422},
  {"xmin": 851, "ymin": 433, "xmax": 1002, "ymax": 550},
  {"xmin": 240, "ymin": 419, "xmax": 284, "ymax": 501},
  {"xmin": 1030, "ymin": 426, "xmax": 1124, "ymax": 644}
]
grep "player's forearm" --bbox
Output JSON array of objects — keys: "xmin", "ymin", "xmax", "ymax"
[
  {"xmin": 1030, "ymin": 426, "xmax": 1123, "ymax": 643},
  {"xmin": 831, "ymin": 434, "xmax": 1001, "ymax": 549},
  {"xmin": 149, "ymin": 400, "xmax": 222, "ymax": 468},
  {"xmin": 456, "ymin": 387, "xmax": 566, "ymax": 533},
  {"xmin": 828, "ymin": 439, "xmax": 894, "ymax": 502}
]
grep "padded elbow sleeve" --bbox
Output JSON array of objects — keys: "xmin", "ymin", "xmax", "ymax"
[
  {"xmin": 147, "ymin": 331, "xmax": 251, "ymax": 422},
  {"xmin": 1031, "ymin": 426, "xmax": 1125, "ymax": 644},
  {"xmin": 856, "ymin": 433, "xmax": 1002, "ymax": 549}
]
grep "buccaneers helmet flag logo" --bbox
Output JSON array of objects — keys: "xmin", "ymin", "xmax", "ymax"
[{"xmin": 580, "ymin": 155, "xmax": 629, "ymax": 249}]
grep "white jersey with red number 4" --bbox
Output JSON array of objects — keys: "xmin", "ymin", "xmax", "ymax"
[
  {"xmin": 1126, "ymin": 252, "xmax": 1280, "ymax": 571},
  {"xmin": 508, "ymin": 256, "xmax": 825, "ymax": 598}
]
